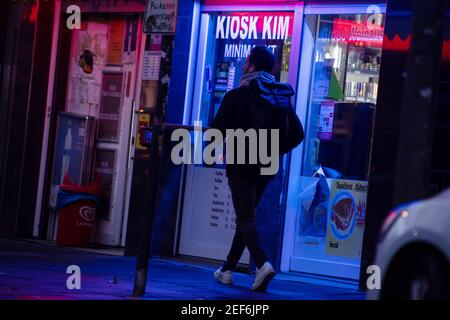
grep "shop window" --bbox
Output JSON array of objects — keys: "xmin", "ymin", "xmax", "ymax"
[
  {"xmin": 303, "ymin": 13, "xmax": 385, "ymax": 181},
  {"xmin": 199, "ymin": 12, "xmax": 294, "ymax": 127},
  {"xmin": 289, "ymin": 12, "xmax": 386, "ymax": 280}
]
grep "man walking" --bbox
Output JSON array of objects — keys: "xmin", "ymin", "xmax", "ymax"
[{"xmin": 210, "ymin": 46, "xmax": 303, "ymax": 291}]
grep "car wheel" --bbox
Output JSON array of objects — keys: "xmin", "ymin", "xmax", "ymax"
[{"xmin": 382, "ymin": 251, "xmax": 450, "ymax": 300}]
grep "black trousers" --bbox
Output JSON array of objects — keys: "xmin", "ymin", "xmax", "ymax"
[{"xmin": 222, "ymin": 176, "xmax": 270, "ymax": 271}]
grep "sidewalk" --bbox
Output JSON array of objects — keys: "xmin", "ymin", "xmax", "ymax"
[{"xmin": 0, "ymin": 239, "xmax": 365, "ymax": 300}]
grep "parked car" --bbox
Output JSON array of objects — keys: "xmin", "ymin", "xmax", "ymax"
[{"xmin": 367, "ymin": 188, "xmax": 450, "ymax": 300}]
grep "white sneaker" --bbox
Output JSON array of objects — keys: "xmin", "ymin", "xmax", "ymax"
[
  {"xmin": 251, "ymin": 262, "xmax": 275, "ymax": 291},
  {"xmin": 214, "ymin": 268, "xmax": 233, "ymax": 285}
]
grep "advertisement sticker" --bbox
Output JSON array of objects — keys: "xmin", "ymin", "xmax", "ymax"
[{"xmin": 326, "ymin": 179, "xmax": 368, "ymax": 258}]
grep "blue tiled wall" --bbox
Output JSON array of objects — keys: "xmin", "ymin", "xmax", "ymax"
[
  {"xmin": 151, "ymin": 0, "xmax": 195, "ymax": 255},
  {"xmin": 164, "ymin": 1, "xmax": 195, "ymax": 124}
]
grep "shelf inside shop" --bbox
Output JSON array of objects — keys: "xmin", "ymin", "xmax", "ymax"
[
  {"xmin": 344, "ymin": 96, "xmax": 377, "ymax": 104},
  {"xmin": 312, "ymin": 98, "xmax": 341, "ymax": 103},
  {"xmin": 311, "ymin": 97, "xmax": 377, "ymax": 104},
  {"xmin": 346, "ymin": 69, "xmax": 380, "ymax": 77}
]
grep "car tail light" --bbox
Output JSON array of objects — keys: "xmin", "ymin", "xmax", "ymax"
[
  {"xmin": 378, "ymin": 210, "xmax": 400, "ymax": 241},
  {"xmin": 378, "ymin": 200, "xmax": 416, "ymax": 242}
]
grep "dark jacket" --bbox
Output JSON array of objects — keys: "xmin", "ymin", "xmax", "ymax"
[{"xmin": 210, "ymin": 81, "xmax": 302, "ymax": 179}]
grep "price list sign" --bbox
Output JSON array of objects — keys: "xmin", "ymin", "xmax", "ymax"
[
  {"xmin": 210, "ymin": 170, "xmax": 236, "ymax": 231},
  {"xmin": 142, "ymin": 51, "xmax": 162, "ymax": 81},
  {"xmin": 180, "ymin": 167, "xmax": 250, "ymax": 263}
]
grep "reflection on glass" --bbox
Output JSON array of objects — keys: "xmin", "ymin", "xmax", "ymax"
[
  {"xmin": 303, "ymin": 14, "xmax": 385, "ymax": 181},
  {"xmin": 199, "ymin": 12, "xmax": 294, "ymax": 127},
  {"xmin": 290, "ymin": 13, "xmax": 386, "ymax": 279}
]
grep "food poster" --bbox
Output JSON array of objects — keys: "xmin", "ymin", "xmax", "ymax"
[
  {"xmin": 66, "ymin": 21, "xmax": 108, "ymax": 116},
  {"xmin": 326, "ymin": 179, "xmax": 368, "ymax": 258}
]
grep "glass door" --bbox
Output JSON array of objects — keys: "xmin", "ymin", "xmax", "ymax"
[
  {"xmin": 283, "ymin": 8, "xmax": 386, "ymax": 281},
  {"xmin": 179, "ymin": 5, "xmax": 303, "ymax": 262}
]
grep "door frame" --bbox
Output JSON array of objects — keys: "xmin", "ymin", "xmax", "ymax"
[
  {"xmin": 120, "ymin": 26, "xmax": 146, "ymax": 246},
  {"xmin": 280, "ymin": 3, "xmax": 387, "ymax": 280},
  {"xmin": 34, "ymin": 13, "xmax": 145, "ymax": 246},
  {"xmin": 177, "ymin": 2, "xmax": 305, "ymax": 261},
  {"xmin": 33, "ymin": 0, "xmax": 62, "ymax": 237},
  {"xmin": 94, "ymin": 16, "xmax": 144, "ymax": 246}
]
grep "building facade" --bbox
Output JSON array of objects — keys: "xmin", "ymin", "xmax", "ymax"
[{"xmin": 0, "ymin": 0, "xmax": 448, "ymax": 290}]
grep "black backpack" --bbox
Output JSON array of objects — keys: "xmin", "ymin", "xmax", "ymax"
[{"xmin": 248, "ymin": 79, "xmax": 304, "ymax": 155}]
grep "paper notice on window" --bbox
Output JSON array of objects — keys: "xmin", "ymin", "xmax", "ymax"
[
  {"xmin": 142, "ymin": 51, "xmax": 162, "ymax": 81},
  {"xmin": 318, "ymin": 101, "xmax": 335, "ymax": 140}
]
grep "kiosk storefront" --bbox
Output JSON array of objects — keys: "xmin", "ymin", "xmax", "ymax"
[{"xmin": 179, "ymin": 0, "xmax": 387, "ymax": 286}]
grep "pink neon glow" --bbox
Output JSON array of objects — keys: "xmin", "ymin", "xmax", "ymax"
[
  {"xmin": 204, "ymin": 0, "xmax": 298, "ymax": 4},
  {"xmin": 332, "ymin": 18, "xmax": 384, "ymax": 48},
  {"xmin": 225, "ymin": 11, "xmax": 295, "ymax": 37},
  {"xmin": 28, "ymin": 4, "xmax": 38, "ymax": 24},
  {"xmin": 382, "ymin": 34, "xmax": 411, "ymax": 52}
]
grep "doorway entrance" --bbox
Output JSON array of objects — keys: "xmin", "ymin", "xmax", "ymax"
[{"xmin": 44, "ymin": 15, "xmax": 143, "ymax": 246}]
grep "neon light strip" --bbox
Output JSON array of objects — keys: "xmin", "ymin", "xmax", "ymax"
[
  {"xmin": 305, "ymin": 3, "xmax": 387, "ymax": 15},
  {"xmin": 183, "ymin": 1, "xmax": 202, "ymax": 125},
  {"xmin": 202, "ymin": 4, "xmax": 298, "ymax": 12}
]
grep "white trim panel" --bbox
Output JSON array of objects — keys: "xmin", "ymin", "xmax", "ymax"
[{"xmin": 34, "ymin": 0, "xmax": 62, "ymax": 237}]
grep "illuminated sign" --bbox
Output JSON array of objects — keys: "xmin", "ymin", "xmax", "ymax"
[
  {"xmin": 215, "ymin": 12, "xmax": 294, "ymax": 59},
  {"xmin": 331, "ymin": 19, "xmax": 384, "ymax": 47},
  {"xmin": 215, "ymin": 13, "xmax": 293, "ymax": 40}
]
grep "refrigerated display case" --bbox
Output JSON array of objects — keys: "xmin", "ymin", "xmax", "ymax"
[{"xmin": 48, "ymin": 112, "xmax": 96, "ymax": 208}]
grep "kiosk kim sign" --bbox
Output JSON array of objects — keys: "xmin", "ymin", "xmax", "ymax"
[{"xmin": 144, "ymin": 0, "xmax": 178, "ymax": 34}]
